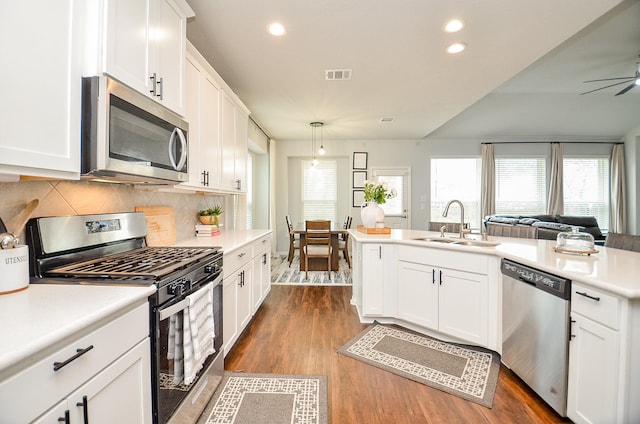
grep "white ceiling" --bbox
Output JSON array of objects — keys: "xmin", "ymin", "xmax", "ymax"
[{"xmin": 185, "ymin": 0, "xmax": 639, "ymax": 142}]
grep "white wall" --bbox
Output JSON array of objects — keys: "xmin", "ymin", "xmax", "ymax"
[{"xmin": 273, "ymin": 137, "xmax": 634, "ymax": 253}]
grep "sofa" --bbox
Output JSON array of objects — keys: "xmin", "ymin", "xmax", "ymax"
[{"xmin": 483, "ymin": 214, "xmax": 606, "ymax": 243}]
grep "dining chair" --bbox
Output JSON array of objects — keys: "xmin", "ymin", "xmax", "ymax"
[
  {"xmin": 302, "ymin": 220, "xmax": 332, "ymax": 280},
  {"xmin": 339, "ymin": 216, "xmax": 352, "ymax": 268},
  {"xmin": 285, "ymin": 215, "xmax": 299, "ymax": 267},
  {"xmin": 604, "ymin": 232, "xmax": 640, "ymax": 252}
]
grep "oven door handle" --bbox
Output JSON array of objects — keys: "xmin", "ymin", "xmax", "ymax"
[{"xmin": 159, "ymin": 298, "xmax": 189, "ymax": 321}]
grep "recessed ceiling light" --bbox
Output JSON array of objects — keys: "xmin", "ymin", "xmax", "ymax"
[
  {"xmin": 268, "ymin": 22, "xmax": 286, "ymax": 36},
  {"xmin": 447, "ymin": 43, "xmax": 466, "ymax": 54},
  {"xmin": 444, "ymin": 19, "xmax": 464, "ymax": 33}
]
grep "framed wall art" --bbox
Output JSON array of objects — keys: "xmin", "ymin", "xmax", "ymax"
[
  {"xmin": 352, "ymin": 190, "xmax": 365, "ymax": 207},
  {"xmin": 353, "ymin": 152, "xmax": 368, "ymax": 169},
  {"xmin": 353, "ymin": 171, "xmax": 367, "ymax": 188}
]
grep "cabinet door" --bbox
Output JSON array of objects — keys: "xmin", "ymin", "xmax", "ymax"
[
  {"xmin": 567, "ymin": 313, "xmax": 619, "ymax": 424},
  {"xmin": 104, "ymin": 0, "xmax": 151, "ymax": 95},
  {"xmin": 68, "ymin": 338, "xmax": 151, "ymax": 424},
  {"xmin": 67, "ymin": 338, "xmax": 152, "ymax": 424},
  {"xmin": 200, "ymin": 75, "xmax": 222, "ymax": 188},
  {"xmin": 237, "ymin": 264, "xmax": 253, "ymax": 330},
  {"xmin": 220, "ymin": 94, "xmax": 237, "ymax": 191},
  {"xmin": 153, "ymin": 0, "xmax": 186, "ymax": 114},
  {"xmin": 234, "ymin": 108, "xmax": 249, "ymax": 192},
  {"xmin": 0, "ymin": 0, "xmax": 81, "ymax": 179},
  {"xmin": 183, "ymin": 55, "xmax": 203, "ymax": 187},
  {"xmin": 222, "ymin": 275, "xmax": 238, "ymax": 355},
  {"xmin": 32, "ymin": 399, "xmax": 69, "ymax": 424},
  {"xmin": 438, "ymin": 268, "xmax": 488, "ymax": 345},
  {"xmin": 252, "ymin": 248, "xmax": 270, "ymax": 313},
  {"xmin": 397, "ymin": 261, "xmax": 438, "ymax": 329},
  {"xmin": 362, "ymin": 244, "xmax": 385, "ymax": 316}
]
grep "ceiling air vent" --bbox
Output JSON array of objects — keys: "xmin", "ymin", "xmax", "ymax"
[
  {"xmin": 379, "ymin": 117, "xmax": 395, "ymax": 123},
  {"xmin": 325, "ymin": 69, "xmax": 352, "ymax": 80}
]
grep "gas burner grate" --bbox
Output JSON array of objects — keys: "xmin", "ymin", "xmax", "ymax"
[{"xmin": 46, "ymin": 247, "xmax": 220, "ymax": 280}]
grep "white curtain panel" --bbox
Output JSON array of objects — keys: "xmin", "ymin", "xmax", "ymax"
[
  {"xmin": 481, "ymin": 143, "xmax": 495, "ymax": 220},
  {"xmin": 610, "ymin": 144, "xmax": 627, "ymax": 233},
  {"xmin": 547, "ymin": 143, "xmax": 564, "ymax": 215}
]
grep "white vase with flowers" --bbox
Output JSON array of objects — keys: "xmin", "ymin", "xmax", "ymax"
[{"xmin": 360, "ymin": 180, "xmax": 397, "ymax": 228}]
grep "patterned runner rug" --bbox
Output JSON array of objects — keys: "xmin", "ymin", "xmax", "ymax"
[
  {"xmin": 205, "ymin": 373, "xmax": 328, "ymax": 424},
  {"xmin": 337, "ymin": 323, "xmax": 501, "ymax": 408},
  {"xmin": 271, "ymin": 254, "xmax": 352, "ymax": 286}
]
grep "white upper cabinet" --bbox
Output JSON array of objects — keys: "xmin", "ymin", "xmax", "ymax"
[
  {"xmin": 102, "ymin": 0, "xmax": 193, "ymax": 115},
  {"xmin": 221, "ymin": 93, "xmax": 249, "ymax": 193},
  {"xmin": 0, "ymin": 0, "xmax": 83, "ymax": 180}
]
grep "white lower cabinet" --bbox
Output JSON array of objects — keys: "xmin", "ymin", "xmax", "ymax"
[
  {"xmin": 34, "ymin": 339, "xmax": 152, "ymax": 424},
  {"xmin": 0, "ymin": 303, "xmax": 151, "ymax": 423},
  {"xmin": 397, "ymin": 251, "xmax": 488, "ymax": 346},
  {"xmin": 223, "ymin": 233, "xmax": 272, "ymax": 355},
  {"xmin": 567, "ymin": 312, "xmax": 619, "ymax": 424},
  {"xmin": 397, "ymin": 261, "xmax": 438, "ymax": 328},
  {"xmin": 362, "ymin": 244, "xmax": 386, "ymax": 316},
  {"xmin": 252, "ymin": 236, "xmax": 272, "ymax": 314},
  {"xmin": 567, "ymin": 282, "xmax": 624, "ymax": 424}
]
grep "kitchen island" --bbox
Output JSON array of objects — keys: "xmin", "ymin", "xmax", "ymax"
[{"xmin": 349, "ymin": 228, "xmax": 640, "ymax": 424}]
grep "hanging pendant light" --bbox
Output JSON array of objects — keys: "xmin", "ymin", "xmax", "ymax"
[{"xmin": 310, "ymin": 121, "xmax": 324, "ymax": 167}]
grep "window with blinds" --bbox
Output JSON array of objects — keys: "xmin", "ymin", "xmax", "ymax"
[
  {"xmin": 430, "ymin": 158, "xmax": 481, "ymax": 229},
  {"xmin": 302, "ymin": 160, "xmax": 337, "ymax": 223},
  {"xmin": 495, "ymin": 157, "xmax": 546, "ymax": 215},
  {"xmin": 563, "ymin": 157, "xmax": 609, "ymax": 231}
]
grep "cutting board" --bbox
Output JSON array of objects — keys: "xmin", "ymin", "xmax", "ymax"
[{"xmin": 134, "ymin": 206, "xmax": 176, "ymax": 246}]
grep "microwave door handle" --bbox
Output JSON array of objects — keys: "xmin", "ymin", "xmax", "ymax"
[{"xmin": 168, "ymin": 128, "xmax": 188, "ymax": 171}]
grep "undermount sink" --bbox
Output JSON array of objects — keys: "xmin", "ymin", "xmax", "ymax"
[{"xmin": 412, "ymin": 237, "xmax": 500, "ymax": 247}]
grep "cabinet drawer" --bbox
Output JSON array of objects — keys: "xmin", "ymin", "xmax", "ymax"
[
  {"xmin": 224, "ymin": 245, "xmax": 252, "ymax": 276},
  {"xmin": 572, "ymin": 283, "xmax": 620, "ymax": 330},
  {"xmin": 0, "ymin": 303, "xmax": 149, "ymax": 423},
  {"xmin": 397, "ymin": 245, "xmax": 488, "ymax": 275},
  {"xmin": 253, "ymin": 234, "xmax": 271, "ymax": 256}
]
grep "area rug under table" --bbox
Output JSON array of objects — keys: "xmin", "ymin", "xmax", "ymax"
[
  {"xmin": 205, "ymin": 373, "xmax": 328, "ymax": 424},
  {"xmin": 271, "ymin": 254, "xmax": 352, "ymax": 286},
  {"xmin": 337, "ymin": 323, "xmax": 501, "ymax": 408}
]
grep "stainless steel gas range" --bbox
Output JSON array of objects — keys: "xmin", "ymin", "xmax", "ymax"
[{"xmin": 26, "ymin": 212, "xmax": 224, "ymax": 424}]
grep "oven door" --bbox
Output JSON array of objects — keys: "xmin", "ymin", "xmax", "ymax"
[{"xmin": 153, "ymin": 275, "xmax": 223, "ymax": 424}]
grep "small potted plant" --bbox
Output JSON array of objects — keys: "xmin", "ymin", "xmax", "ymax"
[{"xmin": 199, "ymin": 205, "xmax": 223, "ymax": 226}]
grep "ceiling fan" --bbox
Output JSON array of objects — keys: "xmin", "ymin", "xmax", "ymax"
[{"xmin": 580, "ymin": 58, "xmax": 640, "ymax": 96}]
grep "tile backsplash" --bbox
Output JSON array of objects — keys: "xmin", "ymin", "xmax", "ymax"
[{"xmin": 0, "ymin": 180, "xmax": 228, "ymax": 243}]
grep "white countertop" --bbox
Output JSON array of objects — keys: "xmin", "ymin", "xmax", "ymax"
[
  {"xmin": 0, "ymin": 284, "xmax": 155, "ymax": 377},
  {"xmin": 174, "ymin": 229, "xmax": 272, "ymax": 253},
  {"xmin": 350, "ymin": 228, "xmax": 640, "ymax": 299}
]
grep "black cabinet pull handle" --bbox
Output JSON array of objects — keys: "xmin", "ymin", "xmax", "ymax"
[
  {"xmin": 431, "ymin": 269, "xmax": 435, "ymax": 284},
  {"xmin": 439, "ymin": 270, "xmax": 443, "ymax": 285},
  {"xmin": 53, "ymin": 345, "xmax": 94, "ymax": 371},
  {"xmin": 76, "ymin": 395, "xmax": 89, "ymax": 424},
  {"xmin": 576, "ymin": 291, "xmax": 600, "ymax": 302},
  {"xmin": 262, "ymin": 253, "xmax": 267, "ymax": 265},
  {"xmin": 58, "ymin": 410, "xmax": 70, "ymax": 423}
]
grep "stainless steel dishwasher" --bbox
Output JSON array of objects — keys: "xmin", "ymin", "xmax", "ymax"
[{"xmin": 501, "ymin": 258, "xmax": 571, "ymax": 416}]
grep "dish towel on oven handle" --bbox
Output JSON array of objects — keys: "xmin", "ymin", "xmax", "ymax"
[
  {"xmin": 183, "ymin": 281, "xmax": 216, "ymax": 386},
  {"xmin": 167, "ymin": 314, "xmax": 184, "ymax": 385}
]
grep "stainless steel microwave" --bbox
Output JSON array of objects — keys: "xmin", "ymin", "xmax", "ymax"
[{"xmin": 81, "ymin": 76, "xmax": 188, "ymax": 184}]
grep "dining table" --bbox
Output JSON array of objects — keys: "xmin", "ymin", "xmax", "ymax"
[{"xmin": 291, "ymin": 222, "xmax": 349, "ymax": 271}]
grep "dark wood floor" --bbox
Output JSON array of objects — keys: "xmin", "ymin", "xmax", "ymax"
[{"xmin": 204, "ymin": 285, "xmax": 570, "ymax": 424}]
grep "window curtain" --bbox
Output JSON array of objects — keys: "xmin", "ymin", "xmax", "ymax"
[
  {"xmin": 481, "ymin": 143, "xmax": 495, "ymax": 219},
  {"xmin": 547, "ymin": 143, "xmax": 564, "ymax": 215},
  {"xmin": 610, "ymin": 144, "xmax": 626, "ymax": 233}
]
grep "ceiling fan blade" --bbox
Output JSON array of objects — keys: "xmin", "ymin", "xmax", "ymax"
[
  {"xmin": 584, "ymin": 76, "xmax": 635, "ymax": 83},
  {"xmin": 580, "ymin": 79, "xmax": 637, "ymax": 95},
  {"xmin": 615, "ymin": 82, "xmax": 637, "ymax": 96}
]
